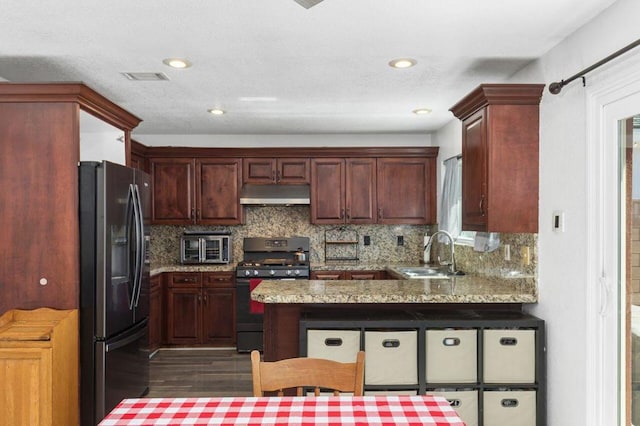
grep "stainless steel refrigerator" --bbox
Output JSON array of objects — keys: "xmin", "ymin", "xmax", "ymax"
[{"xmin": 79, "ymin": 161, "xmax": 150, "ymax": 425}]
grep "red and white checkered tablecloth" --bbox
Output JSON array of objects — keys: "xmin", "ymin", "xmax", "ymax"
[{"xmin": 99, "ymin": 395, "xmax": 466, "ymax": 426}]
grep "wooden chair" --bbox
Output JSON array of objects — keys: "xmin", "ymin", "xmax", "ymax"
[{"xmin": 250, "ymin": 350, "xmax": 365, "ymax": 396}]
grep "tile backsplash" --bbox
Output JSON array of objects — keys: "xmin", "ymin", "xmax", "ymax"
[
  {"xmin": 150, "ymin": 206, "xmax": 432, "ymax": 268},
  {"xmin": 150, "ymin": 205, "xmax": 537, "ymax": 277}
]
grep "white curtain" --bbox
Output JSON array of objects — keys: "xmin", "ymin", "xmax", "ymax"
[{"xmin": 439, "ymin": 156, "xmax": 462, "ymax": 241}]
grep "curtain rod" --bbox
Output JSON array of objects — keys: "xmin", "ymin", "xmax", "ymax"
[
  {"xmin": 443, "ymin": 154, "xmax": 462, "ymax": 162},
  {"xmin": 549, "ymin": 38, "xmax": 640, "ymax": 95}
]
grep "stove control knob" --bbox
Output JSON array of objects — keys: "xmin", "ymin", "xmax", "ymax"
[
  {"xmin": 286, "ymin": 270, "xmax": 293, "ymax": 276},
  {"xmin": 294, "ymin": 269, "xmax": 301, "ymax": 275},
  {"xmin": 244, "ymin": 270, "xmax": 251, "ymax": 277},
  {"xmin": 253, "ymin": 270, "xmax": 259, "ymax": 276},
  {"xmin": 269, "ymin": 270, "xmax": 276, "ymax": 276}
]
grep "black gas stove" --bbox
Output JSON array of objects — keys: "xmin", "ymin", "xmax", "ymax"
[
  {"xmin": 236, "ymin": 236, "xmax": 310, "ymax": 279},
  {"xmin": 235, "ymin": 237, "xmax": 310, "ymax": 352}
]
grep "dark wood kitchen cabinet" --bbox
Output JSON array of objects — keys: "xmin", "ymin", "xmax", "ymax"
[
  {"xmin": 311, "ymin": 158, "xmax": 377, "ymax": 224},
  {"xmin": 376, "ymin": 157, "xmax": 436, "ymax": 224},
  {"xmin": 149, "ymin": 274, "xmax": 163, "ymax": 353},
  {"xmin": 0, "ymin": 83, "xmax": 141, "ymax": 315},
  {"xmin": 150, "ymin": 157, "xmax": 243, "ymax": 225},
  {"xmin": 165, "ymin": 272, "xmax": 236, "ymax": 346},
  {"xmin": 450, "ymin": 84, "xmax": 544, "ymax": 233},
  {"xmin": 243, "ymin": 157, "xmax": 310, "ymax": 184}
]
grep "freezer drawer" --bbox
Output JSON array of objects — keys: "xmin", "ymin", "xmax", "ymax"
[
  {"xmin": 483, "ymin": 329, "xmax": 536, "ymax": 383},
  {"xmin": 307, "ymin": 329, "xmax": 360, "ymax": 362},
  {"xmin": 94, "ymin": 319, "xmax": 149, "ymax": 424},
  {"xmin": 364, "ymin": 330, "xmax": 417, "ymax": 385},
  {"xmin": 427, "ymin": 390, "xmax": 478, "ymax": 426},
  {"xmin": 426, "ymin": 329, "xmax": 477, "ymax": 383},
  {"xmin": 483, "ymin": 390, "xmax": 536, "ymax": 426}
]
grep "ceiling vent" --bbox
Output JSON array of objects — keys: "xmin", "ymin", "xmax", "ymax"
[{"xmin": 121, "ymin": 72, "xmax": 170, "ymax": 81}]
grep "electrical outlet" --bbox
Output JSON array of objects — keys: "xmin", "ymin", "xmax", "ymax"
[
  {"xmin": 364, "ymin": 235, "xmax": 371, "ymax": 246},
  {"xmin": 397, "ymin": 235, "xmax": 404, "ymax": 246},
  {"xmin": 504, "ymin": 244, "xmax": 511, "ymax": 261},
  {"xmin": 521, "ymin": 246, "xmax": 531, "ymax": 266}
]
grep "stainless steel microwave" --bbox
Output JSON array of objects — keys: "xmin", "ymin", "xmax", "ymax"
[{"xmin": 181, "ymin": 233, "xmax": 232, "ymax": 264}]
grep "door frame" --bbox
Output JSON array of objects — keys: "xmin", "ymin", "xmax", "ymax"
[{"xmin": 586, "ymin": 51, "xmax": 640, "ymax": 425}]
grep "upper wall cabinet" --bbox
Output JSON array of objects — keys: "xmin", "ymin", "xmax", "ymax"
[
  {"xmin": 310, "ymin": 158, "xmax": 377, "ymax": 224},
  {"xmin": 311, "ymin": 156, "xmax": 437, "ymax": 225},
  {"xmin": 377, "ymin": 158, "xmax": 436, "ymax": 224},
  {"xmin": 243, "ymin": 157, "xmax": 310, "ymax": 185},
  {"xmin": 150, "ymin": 157, "xmax": 243, "ymax": 225},
  {"xmin": 450, "ymin": 84, "xmax": 544, "ymax": 233}
]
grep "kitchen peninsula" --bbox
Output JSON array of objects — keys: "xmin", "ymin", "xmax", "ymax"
[{"xmin": 251, "ymin": 270, "xmax": 538, "ymax": 362}]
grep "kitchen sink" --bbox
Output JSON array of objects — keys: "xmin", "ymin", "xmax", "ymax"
[{"xmin": 393, "ymin": 266, "xmax": 451, "ymax": 279}]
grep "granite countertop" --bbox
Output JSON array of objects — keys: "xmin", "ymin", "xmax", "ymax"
[
  {"xmin": 150, "ymin": 264, "xmax": 235, "ymax": 276},
  {"xmin": 251, "ymin": 273, "xmax": 537, "ymax": 304}
]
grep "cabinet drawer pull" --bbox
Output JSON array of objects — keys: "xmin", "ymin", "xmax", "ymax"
[
  {"xmin": 324, "ymin": 338, "xmax": 343, "ymax": 347},
  {"xmin": 501, "ymin": 398, "xmax": 519, "ymax": 408},
  {"xmin": 479, "ymin": 195, "xmax": 486, "ymax": 217},
  {"xmin": 382, "ymin": 339, "xmax": 400, "ymax": 348},
  {"xmin": 500, "ymin": 337, "xmax": 518, "ymax": 346},
  {"xmin": 442, "ymin": 337, "xmax": 461, "ymax": 346}
]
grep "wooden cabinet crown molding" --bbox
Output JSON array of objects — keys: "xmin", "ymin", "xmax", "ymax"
[
  {"xmin": 449, "ymin": 84, "xmax": 545, "ymax": 121},
  {"xmin": 142, "ymin": 145, "xmax": 439, "ymax": 159},
  {"xmin": 0, "ymin": 82, "xmax": 142, "ymax": 131}
]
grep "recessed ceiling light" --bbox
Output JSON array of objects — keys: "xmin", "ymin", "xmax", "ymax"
[
  {"xmin": 389, "ymin": 58, "xmax": 417, "ymax": 69},
  {"xmin": 162, "ymin": 58, "xmax": 192, "ymax": 69},
  {"xmin": 412, "ymin": 108, "xmax": 432, "ymax": 115},
  {"xmin": 208, "ymin": 108, "xmax": 225, "ymax": 115}
]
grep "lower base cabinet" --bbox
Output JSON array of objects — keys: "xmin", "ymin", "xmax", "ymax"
[
  {"xmin": 0, "ymin": 308, "xmax": 78, "ymax": 426},
  {"xmin": 165, "ymin": 272, "xmax": 236, "ymax": 346},
  {"xmin": 300, "ymin": 310, "xmax": 545, "ymax": 426}
]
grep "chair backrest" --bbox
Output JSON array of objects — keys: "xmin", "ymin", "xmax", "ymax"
[{"xmin": 251, "ymin": 350, "xmax": 365, "ymax": 397}]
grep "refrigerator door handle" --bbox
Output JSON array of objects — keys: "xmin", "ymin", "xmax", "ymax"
[
  {"xmin": 132, "ymin": 183, "xmax": 144, "ymax": 308},
  {"xmin": 127, "ymin": 184, "xmax": 137, "ymax": 310},
  {"xmin": 105, "ymin": 318, "xmax": 148, "ymax": 353}
]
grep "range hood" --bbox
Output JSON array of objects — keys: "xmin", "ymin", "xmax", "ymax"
[{"xmin": 240, "ymin": 184, "xmax": 310, "ymax": 205}]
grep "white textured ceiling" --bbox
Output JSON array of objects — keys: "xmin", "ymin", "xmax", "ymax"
[{"xmin": 0, "ymin": 0, "xmax": 618, "ymax": 136}]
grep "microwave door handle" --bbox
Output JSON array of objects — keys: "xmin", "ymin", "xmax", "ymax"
[{"xmin": 200, "ymin": 238, "xmax": 206, "ymax": 263}]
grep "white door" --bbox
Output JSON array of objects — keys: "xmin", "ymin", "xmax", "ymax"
[{"xmin": 587, "ymin": 58, "xmax": 640, "ymax": 425}]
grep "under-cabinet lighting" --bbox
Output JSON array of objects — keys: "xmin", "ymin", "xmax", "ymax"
[
  {"xmin": 412, "ymin": 108, "xmax": 432, "ymax": 115},
  {"xmin": 208, "ymin": 108, "xmax": 225, "ymax": 115}
]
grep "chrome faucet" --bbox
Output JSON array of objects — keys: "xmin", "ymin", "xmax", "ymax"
[{"xmin": 424, "ymin": 230, "xmax": 457, "ymax": 275}]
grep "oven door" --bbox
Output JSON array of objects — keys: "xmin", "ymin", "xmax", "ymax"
[{"xmin": 236, "ymin": 278, "xmax": 264, "ymax": 352}]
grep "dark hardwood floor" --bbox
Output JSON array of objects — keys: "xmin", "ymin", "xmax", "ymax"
[{"xmin": 147, "ymin": 349, "xmax": 253, "ymax": 398}]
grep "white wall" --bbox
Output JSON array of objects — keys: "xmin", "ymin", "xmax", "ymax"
[
  {"xmin": 433, "ymin": 0, "xmax": 640, "ymax": 424},
  {"xmin": 134, "ymin": 133, "xmax": 432, "ymax": 148},
  {"xmin": 79, "ymin": 111, "xmax": 126, "ymax": 165}
]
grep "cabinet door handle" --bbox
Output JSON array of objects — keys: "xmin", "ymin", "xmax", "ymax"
[
  {"xmin": 191, "ymin": 208, "xmax": 195, "ymax": 221},
  {"xmin": 197, "ymin": 209, "xmax": 201, "ymax": 220},
  {"xmin": 203, "ymin": 294, "xmax": 208, "ymax": 304},
  {"xmin": 340, "ymin": 209, "xmax": 345, "ymax": 220},
  {"xmin": 378, "ymin": 208, "xmax": 383, "ymax": 219},
  {"xmin": 272, "ymin": 170, "xmax": 277, "ymax": 183},
  {"xmin": 276, "ymin": 170, "xmax": 281, "ymax": 182},
  {"xmin": 346, "ymin": 208, "xmax": 351, "ymax": 220},
  {"xmin": 479, "ymin": 195, "xmax": 486, "ymax": 217}
]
